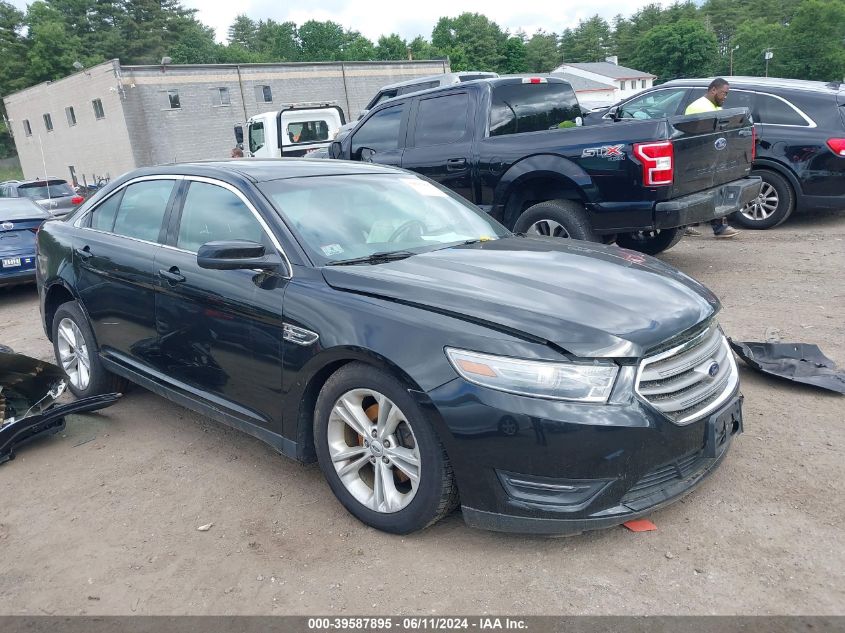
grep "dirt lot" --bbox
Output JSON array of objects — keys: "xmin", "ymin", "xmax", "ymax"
[{"xmin": 1, "ymin": 213, "xmax": 843, "ymax": 616}]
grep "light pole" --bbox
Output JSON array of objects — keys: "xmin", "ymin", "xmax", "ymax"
[{"xmin": 729, "ymin": 45, "xmax": 739, "ymax": 76}]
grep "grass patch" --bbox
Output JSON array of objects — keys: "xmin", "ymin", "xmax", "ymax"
[{"xmin": 0, "ymin": 164, "xmax": 23, "ymax": 181}]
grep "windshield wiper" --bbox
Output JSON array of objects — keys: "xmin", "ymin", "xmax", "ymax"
[{"xmin": 327, "ymin": 250, "xmax": 416, "ymax": 266}]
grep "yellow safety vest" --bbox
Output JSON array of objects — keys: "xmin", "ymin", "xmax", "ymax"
[{"xmin": 685, "ymin": 96, "xmax": 722, "ymax": 115}]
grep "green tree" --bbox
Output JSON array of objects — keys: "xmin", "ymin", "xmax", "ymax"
[
  {"xmin": 24, "ymin": 2, "xmax": 86, "ymax": 84},
  {"xmin": 408, "ymin": 35, "xmax": 433, "ymax": 60},
  {"xmin": 298, "ymin": 20, "xmax": 347, "ymax": 61},
  {"xmin": 170, "ymin": 22, "xmax": 221, "ymax": 64},
  {"xmin": 376, "ymin": 33, "xmax": 407, "ymax": 60},
  {"xmin": 254, "ymin": 19, "xmax": 299, "ymax": 61},
  {"xmin": 631, "ymin": 19, "xmax": 718, "ymax": 80},
  {"xmin": 780, "ymin": 0, "xmax": 845, "ymax": 81},
  {"xmin": 562, "ymin": 16, "xmax": 612, "ymax": 62},
  {"xmin": 501, "ymin": 33, "xmax": 528, "ymax": 74},
  {"xmin": 721, "ymin": 19, "xmax": 785, "ymax": 76},
  {"xmin": 345, "ymin": 31, "xmax": 376, "ymax": 61},
  {"xmin": 121, "ymin": 0, "xmax": 206, "ymax": 64},
  {"xmin": 431, "ymin": 13, "xmax": 507, "ymax": 71},
  {"xmin": 0, "ymin": 1, "xmax": 28, "ymax": 96},
  {"xmin": 228, "ymin": 14, "xmax": 257, "ymax": 51},
  {"xmin": 524, "ymin": 30, "xmax": 558, "ymax": 72}
]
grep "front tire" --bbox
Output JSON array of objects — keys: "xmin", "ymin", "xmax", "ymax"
[
  {"xmin": 615, "ymin": 227, "xmax": 683, "ymax": 255},
  {"xmin": 731, "ymin": 170, "xmax": 795, "ymax": 229},
  {"xmin": 51, "ymin": 301, "xmax": 126, "ymax": 398},
  {"xmin": 314, "ymin": 362, "xmax": 458, "ymax": 534},
  {"xmin": 513, "ymin": 199, "xmax": 597, "ymax": 242}
]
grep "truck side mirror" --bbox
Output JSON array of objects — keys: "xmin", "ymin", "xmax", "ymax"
[
  {"xmin": 234, "ymin": 124, "xmax": 244, "ymax": 144},
  {"xmin": 604, "ymin": 107, "xmax": 619, "ymax": 121},
  {"xmin": 329, "ymin": 141, "xmax": 343, "ymax": 159}
]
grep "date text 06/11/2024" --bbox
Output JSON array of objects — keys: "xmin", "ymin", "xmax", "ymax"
[{"xmin": 307, "ymin": 618, "xmax": 529, "ymax": 630}]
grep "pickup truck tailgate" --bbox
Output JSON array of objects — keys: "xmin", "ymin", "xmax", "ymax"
[{"xmin": 667, "ymin": 107, "xmax": 754, "ymax": 198}]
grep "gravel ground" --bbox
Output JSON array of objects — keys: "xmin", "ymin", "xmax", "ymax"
[{"xmin": 0, "ymin": 212, "xmax": 843, "ymax": 616}]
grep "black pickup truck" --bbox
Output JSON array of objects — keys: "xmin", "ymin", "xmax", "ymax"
[{"xmin": 329, "ymin": 76, "xmax": 762, "ymax": 254}]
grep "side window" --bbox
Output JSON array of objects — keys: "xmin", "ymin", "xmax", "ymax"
[
  {"xmin": 177, "ymin": 182, "xmax": 269, "ymax": 252},
  {"xmin": 112, "ymin": 180, "xmax": 175, "ymax": 242},
  {"xmin": 249, "ymin": 122, "xmax": 265, "ymax": 153},
  {"xmin": 89, "ymin": 190, "xmax": 124, "ymax": 232},
  {"xmin": 722, "ymin": 90, "xmax": 757, "ymax": 117},
  {"xmin": 396, "ymin": 81, "xmax": 438, "ymax": 96},
  {"xmin": 619, "ymin": 89, "xmax": 687, "ymax": 119},
  {"xmin": 369, "ymin": 89, "xmax": 398, "ymax": 109},
  {"xmin": 757, "ymin": 94, "xmax": 809, "ymax": 126},
  {"xmin": 351, "ymin": 104, "xmax": 404, "ymax": 157},
  {"xmin": 414, "ymin": 93, "xmax": 470, "ymax": 147}
]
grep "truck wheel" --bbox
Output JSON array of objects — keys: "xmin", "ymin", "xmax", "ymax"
[
  {"xmin": 616, "ymin": 227, "xmax": 683, "ymax": 256},
  {"xmin": 730, "ymin": 170, "xmax": 795, "ymax": 230},
  {"xmin": 513, "ymin": 200, "xmax": 597, "ymax": 242}
]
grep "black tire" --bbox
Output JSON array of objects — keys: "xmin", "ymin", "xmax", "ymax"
[
  {"xmin": 616, "ymin": 227, "xmax": 683, "ymax": 255},
  {"xmin": 513, "ymin": 199, "xmax": 598, "ymax": 242},
  {"xmin": 51, "ymin": 301, "xmax": 127, "ymax": 398},
  {"xmin": 314, "ymin": 362, "xmax": 458, "ymax": 534},
  {"xmin": 730, "ymin": 169, "xmax": 795, "ymax": 230}
]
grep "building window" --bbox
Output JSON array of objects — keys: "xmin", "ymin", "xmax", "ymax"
[
  {"xmin": 211, "ymin": 87, "xmax": 231, "ymax": 107},
  {"xmin": 66, "ymin": 106, "xmax": 77, "ymax": 127},
  {"xmin": 641, "ymin": 79, "xmax": 647, "ymax": 89},
  {"xmin": 23, "ymin": 119, "xmax": 32, "ymax": 136},
  {"xmin": 255, "ymin": 85, "xmax": 272, "ymax": 103},
  {"xmin": 43, "ymin": 113, "xmax": 53, "ymax": 131},
  {"xmin": 619, "ymin": 81, "xmax": 625, "ymax": 90},
  {"xmin": 166, "ymin": 90, "xmax": 181, "ymax": 109},
  {"xmin": 92, "ymin": 98, "xmax": 105, "ymax": 119},
  {"xmin": 630, "ymin": 80, "xmax": 636, "ymax": 90}
]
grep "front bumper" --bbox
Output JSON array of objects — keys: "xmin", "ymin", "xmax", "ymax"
[
  {"xmin": 425, "ymin": 379, "xmax": 743, "ymax": 535},
  {"xmin": 654, "ymin": 177, "xmax": 762, "ymax": 229}
]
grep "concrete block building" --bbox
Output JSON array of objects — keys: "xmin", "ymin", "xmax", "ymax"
[{"xmin": 3, "ymin": 58, "xmax": 449, "ymax": 185}]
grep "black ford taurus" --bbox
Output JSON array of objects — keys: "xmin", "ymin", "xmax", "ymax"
[{"xmin": 36, "ymin": 159, "xmax": 743, "ymax": 535}]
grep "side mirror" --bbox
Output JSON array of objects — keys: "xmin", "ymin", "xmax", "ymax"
[
  {"xmin": 359, "ymin": 147, "xmax": 376, "ymax": 163},
  {"xmin": 234, "ymin": 124, "xmax": 244, "ymax": 145},
  {"xmin": 328, "ymin": 141, "xmax": 343, "ymax": 159},
  {"xmin": 604, "ymin": 107, "xmax": 619, "ymax": 120},
  {"xmin": 197, "ymin": 240, "xmax": 282, "ymax": 272}
]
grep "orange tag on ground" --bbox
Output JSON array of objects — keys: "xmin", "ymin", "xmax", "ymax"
[{"xmin": 623, "ymin": 519, "xmax": 657, "ymax": 532}]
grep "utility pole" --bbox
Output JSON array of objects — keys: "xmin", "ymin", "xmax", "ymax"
[
  {"xmin": 730, "ymin": 45, "xmax": 739, "ymax": 76},
  {"xmin": 764, "ymin": 49, "xmax": 773, "ymax": 77}
]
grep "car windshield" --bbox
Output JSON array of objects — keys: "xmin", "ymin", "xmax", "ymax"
[
  {"xmin": 18, "ymin": 181, "xmax": 74, "ymax": 199},
  {"xmin": 260, "ymin": 174, "xmax": 510, "ymax": 264}
]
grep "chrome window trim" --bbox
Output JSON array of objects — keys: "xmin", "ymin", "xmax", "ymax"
[
  {"xmin": 74, "ymin": 174, "xmax": 293, "ymax": 279},
  {"xmin": 754, "ymin": 91, "xmax": 817, "ymax": 128}
]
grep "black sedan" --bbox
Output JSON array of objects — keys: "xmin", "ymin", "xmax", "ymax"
[
  {"xmin": 585, "ymin": 77, "xmax": 845, "ymax": 229},
  {"xmin": 36, "ymin": 160, "xmax": 742, "ymax": 535}
]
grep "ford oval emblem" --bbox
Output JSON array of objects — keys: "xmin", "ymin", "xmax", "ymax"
[
  {"xmin": 714, "ymin": 137, "xmax": 727, "ymax": 151},
  {"xmin": 1, "ymin": 221, "xmax": 13, "ymax": 231},
  {"xmin": 708, "ymin": 362, "xmax": 720, "ymax": 378}
]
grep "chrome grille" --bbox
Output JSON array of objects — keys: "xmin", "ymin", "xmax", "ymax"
[{"xmin": 636, "ymin": 322, "xmax": 738, "ymax": 425}]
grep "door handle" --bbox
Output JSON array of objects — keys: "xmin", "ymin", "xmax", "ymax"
[
  {"xmin": 446, "ymin": 158, "xmax": 467, "ymax": 171},
  {"xmin": 75, "ymin": 245, "xmax": 93, "ymax": 261},
  {"xmin": 158, "ymin": 266, "xmax": 186, "ymax": 284}
]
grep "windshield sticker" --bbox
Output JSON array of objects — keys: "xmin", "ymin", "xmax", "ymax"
[
  {"xmin": 320, "ymin": 244, "xmax": 344, "ymax": 257},
  {"xmin": 402, "ymin": 179, "xmax": 449, "ymax": 198}
]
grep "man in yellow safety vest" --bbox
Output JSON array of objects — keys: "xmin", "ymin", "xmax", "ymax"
[{"xmin": 683, "ymin": 78, "xmax": 740, "ymax": 238}]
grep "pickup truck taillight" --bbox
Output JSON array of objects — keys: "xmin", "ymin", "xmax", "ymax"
[
  {"xmin": 634, "ymin": 141, "xmax": 674, "ymax": 186},
  {"xmin": 827, "ymin": 138, "xmax": 845, "ymax": 157}
]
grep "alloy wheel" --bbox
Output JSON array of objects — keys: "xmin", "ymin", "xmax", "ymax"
[
  {"xmin": 526, "ymin": 219, "xmax": 571, "ymax": 238},
  {"xmin": 741, "ymin": 182, "xmax": 779, "ymax": 221},
  {"xmin": 327, "ymin": 389, "xmax": 421, "ymax": 513},
  {"xmin": 56, "ymin": 317, "xmax": 91, "ymax": 390}
]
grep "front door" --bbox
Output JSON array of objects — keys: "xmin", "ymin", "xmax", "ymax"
[
  {"xmin": 75, "ymin": 178, "xmax": 178, "ymax": 367},
  {"xmin": 401, "ymin": 92, "xmax": 475, "ymax": 202},
  {"xmin": 348, "ymin": 102, "xmax": 407, "ymax": 167},
  {"xmin": 153, "ymin": 179, "xmax": 289, "ymax": 433}
]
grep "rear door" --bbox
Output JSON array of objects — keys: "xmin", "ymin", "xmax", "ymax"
[
  {"xmin": 74, "ymin": 177, "xmax": 178, "ymax": 367},
  {"xmin": 401, "ymin": 91, "xmax": 475, "ymax": 201},
  {"xmin": 153, "ymin": 178, "xmax": 289, "ymax": 434},
  {"xmin": 279, "ymin": 106, "xmax": 345, "ymax": 157}
]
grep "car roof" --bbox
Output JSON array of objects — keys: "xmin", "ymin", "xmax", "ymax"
[
  {"xmin": 13, "ymin": 178, "xmax": 70, "ymax": 186},
  {"xmin": 661, "ymin": 76, "xmax": 842, "ymax": 94},
  {"xmin": 0, "ymin": 197, "xmax": 51, "ymax": 219},
  {"xmin": 381, "ymin": 71, "xmax": 498, "ymax": 90},
  {"xmin": 372, "ymin": 75, "xmax": 574, "ymax": 106},
  {"xmin": 115, "ymin": 158, "xmax": 409, "ymax": 186}
]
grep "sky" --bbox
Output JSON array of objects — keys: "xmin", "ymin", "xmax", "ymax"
[{"xmin": 11, "ymin": 0, "xmax": 677, "ymax": 43}]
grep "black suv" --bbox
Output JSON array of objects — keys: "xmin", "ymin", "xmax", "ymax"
[{"xmin": 586, "ymin": 77, "xmax": 845, "ymax": 229}]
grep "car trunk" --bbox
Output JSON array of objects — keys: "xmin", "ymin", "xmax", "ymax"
[
  {"xmin": 17, "ymin": 180, "xmax": 77, "ymax": 216},
  {"xmin": 666, "ymin": 107, "xmax": 755, "ymax": 198},
  {"xmin": 0, "ymin": 218, "xmax": 40, "ymax": 272}
]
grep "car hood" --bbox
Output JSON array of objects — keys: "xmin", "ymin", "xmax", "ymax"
[{"xmin": 321, "ymin": 236, "xmax": 719, "ymax": 358}]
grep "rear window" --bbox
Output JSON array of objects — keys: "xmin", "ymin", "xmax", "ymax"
[
  {"xmin": 490, "ymin": 83, "xmax": 581, "ymax": 137},
  {"xmin": 286, "ymin": 120, "xmax": 330, "ymax": 144},
  {"xmin": 18, "ymin": 181, "xmax": 74, "ymax": 199}
]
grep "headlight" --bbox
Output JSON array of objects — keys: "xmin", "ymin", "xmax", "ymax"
[{"xmin": 445, "ymin": 348, "xmax": 618, "ymax": 403}]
